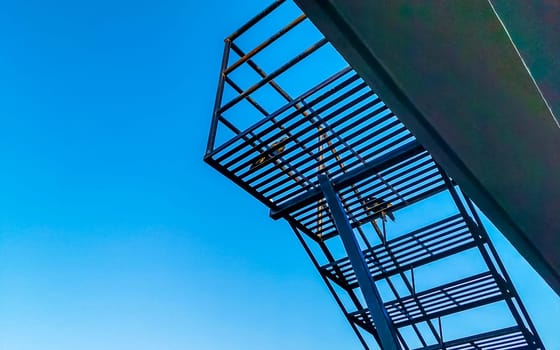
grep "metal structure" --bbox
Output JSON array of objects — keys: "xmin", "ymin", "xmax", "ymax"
[{"xmin": 203, "ymin": 1, "xmax": 545, "ymax": 349}]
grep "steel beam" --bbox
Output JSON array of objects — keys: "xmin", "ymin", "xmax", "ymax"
[
  {"xmin": 205, "ymin": 39, "xmax": 232, "ymax": 156},
  {"xmin": 319, "ymin": 173, "xmax": 401, "ymax": 350}
]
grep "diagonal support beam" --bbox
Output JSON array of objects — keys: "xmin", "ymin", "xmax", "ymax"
[{"xmin": 319, "ymin": 173, "xmax": 402, "ymax": 350}]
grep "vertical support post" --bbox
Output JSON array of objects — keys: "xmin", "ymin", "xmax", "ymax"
[
  {"xmin": 411, "ymin": 268, "xmax": 415, "ymax": 296},
  {"xmin": 319, "ymin": 174, "xmax": 402, "ymax": 350},
  {"xmin": 438, "ymin": 317, "xmax": 444, "ymax": 346},
  {"xmin": 382, "ymin": 216, "xmax": 387, "ymax": 244},
  {"xmin": 206, "ymin": 39, "xmax": 232, "ymax": 156}
]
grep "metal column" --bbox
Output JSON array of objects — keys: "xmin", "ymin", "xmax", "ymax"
[{"xmin": 318, "ymin": 174, "xmax": 401, "ymax": 350}]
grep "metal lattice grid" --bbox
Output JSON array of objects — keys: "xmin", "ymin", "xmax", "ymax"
[{"xmin": 203, "ymin": 1, "xmax": 545, "ymax": 349}]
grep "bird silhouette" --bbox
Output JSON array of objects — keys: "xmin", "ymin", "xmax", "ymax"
[
  {"xmin": 250, "ymin": 137, "xmax": 287, "ymax": 170},
  {"xmin": 364, "ymin": 195, "xmax": 395, "ymax": 222}
]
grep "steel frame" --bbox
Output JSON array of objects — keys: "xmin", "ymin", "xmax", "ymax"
[
  {"xmin": 203, "ymin": 1, "xmax": 545, "ymax": 349},
  {"xmin": 320, "ymin": 173, "xmax": 402, "ymax": 350}
]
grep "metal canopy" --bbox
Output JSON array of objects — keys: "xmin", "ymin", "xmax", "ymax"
[
  {"xmin": 293, "ymin": 0, "xmax": 560, "ymax": 296},
  {"xmin": 204, "ymin": 1, "xmax": 546, "ymax": 349}
]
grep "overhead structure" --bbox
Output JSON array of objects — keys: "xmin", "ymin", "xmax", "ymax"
[
  {"xmin": 204, "ymin": 1, "xmax": 546, "ymax": 349},
  {"xmin": 294, "ymin": 0, "xmax": 560, "ymax": 296}
]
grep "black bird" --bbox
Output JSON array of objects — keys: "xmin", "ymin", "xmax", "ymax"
[
  {"xmin": 250, "ymin": 137, "xmax": 287, "ymax": 170},
  {"xmin": 364, "ymin": 196, "xmax": 395, "ymax": 222}
]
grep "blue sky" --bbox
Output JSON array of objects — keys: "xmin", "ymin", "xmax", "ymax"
[{"xmin": 0, "ymin": 1, "xmax": 558, "ymax": 349}]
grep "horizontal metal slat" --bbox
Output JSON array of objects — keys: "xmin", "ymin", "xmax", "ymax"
[
  {"xmin": 321, "ymin": 215, "xmax": 477, "ymax": 287},
  {"xmin": 348, "ymin": 272, "xmax": 506, "ymax": 329},
  {"xmin": 418, "ymin": 326, "xmax": 530, "ymax": 350}
]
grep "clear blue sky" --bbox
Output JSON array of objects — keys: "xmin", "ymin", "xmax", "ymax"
[{"xmin": 0, "ymin": 1, "xmax": 557, "ymax": 349}]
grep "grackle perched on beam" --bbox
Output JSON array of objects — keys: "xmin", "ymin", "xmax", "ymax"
[
  {"xmin": 364, "ymin": 195, "xmax": 395, "ymax": 222},
  {"xmin": 250, "ymin": 137, "xmax": 287, "ymax": 170}
]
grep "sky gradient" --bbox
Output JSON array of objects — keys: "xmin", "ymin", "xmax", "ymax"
[{"xmin": 0, "ymin": 1, "xmax": 558, "ymax": 349}]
